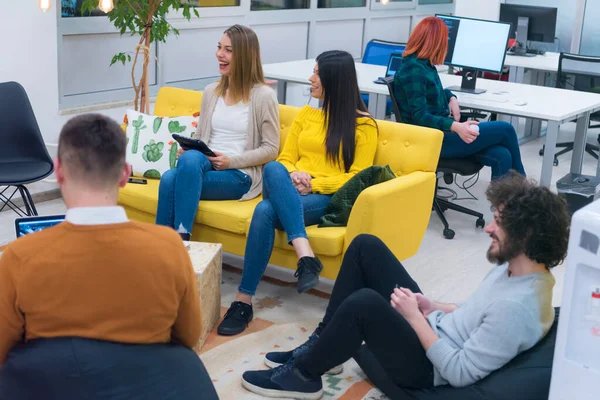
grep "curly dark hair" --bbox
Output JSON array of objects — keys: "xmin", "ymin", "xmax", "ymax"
[{"xmin": 485, "ymin": 171, "xmax": 570, "ymax": 269}]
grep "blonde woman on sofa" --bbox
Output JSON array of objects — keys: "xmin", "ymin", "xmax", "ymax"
[
  {"xmin": 218, "ymin": 50, "xmax": 379, "ymax": 336},
  {"xmin": 156, "ymin": 25, "xmax": 279, "ymax": 238}
]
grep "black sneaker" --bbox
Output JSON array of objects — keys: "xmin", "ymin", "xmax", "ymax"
[
  {"xmin": 264, "ymin": 332, "xmax": 343, "ymax": 375},
  {"xmin": 242, "ymin": 360, "xmax": 323, "ymax": 399},
  {"xmin": 217, "ymin": 301, "xmax": 253, "ymax": 336},
  {"xmin": 295, "ymin": 256, "xmax": 323, "ymax": 294}
]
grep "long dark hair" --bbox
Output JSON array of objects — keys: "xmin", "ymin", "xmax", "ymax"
[{"xmin": 316, "ymin": 50, "xmax": 373, "ymax": 172}]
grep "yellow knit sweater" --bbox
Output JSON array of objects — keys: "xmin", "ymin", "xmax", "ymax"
[{"xmin": 277, "ymin": 105, "xmax": 378, "ymax": 194}]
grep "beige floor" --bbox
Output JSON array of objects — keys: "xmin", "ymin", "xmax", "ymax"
[{"xmin": 1, "ymin": 124, "xmax": 597, "ymax": 309}]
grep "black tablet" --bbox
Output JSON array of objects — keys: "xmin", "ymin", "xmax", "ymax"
[{"xmin": 171, "ymin": 134, "xmax": 216, "ymax": 157}]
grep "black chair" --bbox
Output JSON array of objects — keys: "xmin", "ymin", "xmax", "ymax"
[
  {"xmin": 540, "ymin": 53, "xmax": 600, "ymax": 165},
  {"xmin": 0, "ymin": 81, "xmax": 54, "ymax": 216},
  {"xmin": 384, "ymin": 77, "xmax": 485, "ymax": 239}
]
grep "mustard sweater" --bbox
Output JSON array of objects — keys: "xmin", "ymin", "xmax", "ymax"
[
  {"xmin": 0, "ymin": 222, "xmax": 201, "ymax": 366},
  {"xmin": 277, "ymin": 105, "xmax": 379, "ymax": 194}
]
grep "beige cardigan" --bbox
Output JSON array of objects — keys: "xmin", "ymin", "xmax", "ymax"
[{"xmin": 192, "ymin": 83, "xmax": 280, "ymax": 200}]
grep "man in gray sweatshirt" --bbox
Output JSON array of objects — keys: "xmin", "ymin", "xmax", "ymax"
[{"xmin": 241, "ymin": 172, "xmax": 571, "ymax": 399}]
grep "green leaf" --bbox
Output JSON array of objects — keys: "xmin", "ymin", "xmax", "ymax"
[
  {"xmin": 153, "ymin": 117, "xmax": 163, "ymax": 133},
  {"xmin": 143, "ymin": 169, "xmax": 161, "ymax": 179}
]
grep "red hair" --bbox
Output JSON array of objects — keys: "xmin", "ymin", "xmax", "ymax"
[{"xmin": 403, "ymin": 17, "xmax": 449, "ymax": 65}]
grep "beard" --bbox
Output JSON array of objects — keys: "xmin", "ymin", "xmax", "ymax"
[{"xmin": 486, "ymin": 235, "xmax": 522, "ymax": 265}]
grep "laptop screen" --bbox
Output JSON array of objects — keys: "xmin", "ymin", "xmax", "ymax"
[
  {"xmin": 15, "ymin": 215, "xmax": 66, "ymax": 238},
  {"xmin": 386, "ymin": 53, "xmax": 404, "ymax": 77}
]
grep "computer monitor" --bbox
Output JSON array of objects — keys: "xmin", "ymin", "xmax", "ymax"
[
  {"xmin": 385, "ymin": 53, "xmax": 404, "ymax": 77},
  {"xmin": 499, "ymin": 4, "xmax": 557, "ymax": 56},
  {"xmin": 436, "ymin": 14, "xmax": 511, "ymax": 94}
]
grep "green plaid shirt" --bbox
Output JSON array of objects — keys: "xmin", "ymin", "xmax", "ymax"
[{"xmin": 394, "ymin": 54, "xmax": 455, "ymax": 131}]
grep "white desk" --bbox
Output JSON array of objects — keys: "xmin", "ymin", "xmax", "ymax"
[
  {"xmin": 263, "ymin": 59, "xmax": 600, "ymax": 187},
  {"xmin": 504, "ymin": 52, "xmax": 560, "ymax": 137},
  {"xmin": 504, "ymin": 52, "xmax": 560, "ymax": 74},
  {"xmin": 264, "ymin": 60, "xmax": 446, "ymax": 121}
]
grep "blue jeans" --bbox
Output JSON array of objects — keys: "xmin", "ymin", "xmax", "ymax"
[
  {"xmin": 156, "ymin": 150, "xmax": 252, "ymax": 233},
  {"xmin": 441, "ymin": 121, "xmax": 526, "ymax": 179},
  {"xmin": 239, "ymin": 161, "xmax": 332, "ymax": 296}
]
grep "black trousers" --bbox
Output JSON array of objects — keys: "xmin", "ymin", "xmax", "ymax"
[{"xmin": 295, "ymin": 234, "xmax": 435, "ymax": 389}]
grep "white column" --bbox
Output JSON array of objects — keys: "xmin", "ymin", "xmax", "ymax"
[{"xmin": 571, "ymin": 0, "xmax": 587, "ymax": 54}]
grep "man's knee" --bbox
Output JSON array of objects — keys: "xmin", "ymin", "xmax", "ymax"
[
  {"xmin": 349, "ymin": 234, "xmax": 387, "ymax": 253},
  {"xmin": 344, "ymin": 288, "xmax": 386, "ymax": 311}
]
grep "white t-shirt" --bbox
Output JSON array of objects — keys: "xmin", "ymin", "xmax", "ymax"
[{"xmin": 208, "ymin": 97, "xmax": 249, "ymax": 158}]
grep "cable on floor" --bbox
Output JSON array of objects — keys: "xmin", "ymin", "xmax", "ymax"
[{"xmin": 438, "ymin": 172, "xmax": 480, "ymax": 201}]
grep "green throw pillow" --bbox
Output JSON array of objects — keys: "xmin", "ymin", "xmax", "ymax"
[
  {"xmin": 125, "ymin": 109, "xmax": 198, "ymax": 179},
  {"xmin": 319, "ymin": 165, "xmax": 396, "ymax": 228}
]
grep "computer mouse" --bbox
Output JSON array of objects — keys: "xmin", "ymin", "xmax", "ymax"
[{"xmin": 514, "ymin": 99, "xmax": 528, "ymax": 106}]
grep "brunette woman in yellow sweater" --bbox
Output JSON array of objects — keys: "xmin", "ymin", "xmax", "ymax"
[{"xmin": 218, "ymin": 50, "xmax": 379, "ymax": 336}]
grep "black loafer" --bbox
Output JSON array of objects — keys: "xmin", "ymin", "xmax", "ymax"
[{"xmin": 217, "ymin": 301, "xmax": 253, "ymax": 336}]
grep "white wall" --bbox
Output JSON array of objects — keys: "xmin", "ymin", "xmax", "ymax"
[
  {"xmin": 454, "ymin": 0, "xmax": 502, "ymax": 20},
  {"xmin": 0, "ymin": 3, "xmax": 130, "ymax": 195}
]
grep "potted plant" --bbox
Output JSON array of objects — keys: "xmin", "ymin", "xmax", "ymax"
[{"xmin": 81, "ymin": 0, "xmax": 199, "ymax": 113}]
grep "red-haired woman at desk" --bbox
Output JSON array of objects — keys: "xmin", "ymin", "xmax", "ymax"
[{"xmin": 394, "ymin": 16, "xmax": 525, "ymax": 180}]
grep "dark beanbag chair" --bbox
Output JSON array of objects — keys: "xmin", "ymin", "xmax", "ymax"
[
  {"xmin": 354, "ymin": 308, "xmax": 560, "ymax": 400},
  {"xmin": 0, "ymin": 337, "xmax": 218, "ymax": 400}
]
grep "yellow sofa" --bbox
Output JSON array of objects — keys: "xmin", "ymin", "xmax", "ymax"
[{"xmin": 118, "ymin": 87, "xmax": 443, "ymax": 280}]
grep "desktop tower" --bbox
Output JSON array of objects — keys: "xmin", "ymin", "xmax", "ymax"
[{"xmin": 548, "ymin": 200, "xmax": 600, "ymax": 400}]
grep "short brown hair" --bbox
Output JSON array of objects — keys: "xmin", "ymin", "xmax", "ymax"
[
  {"xmin": 58, "ymin": 114, "xmax": 126, "ymax": 187},
  {"xmin": 214, "ymin": 24, "xmax": 265, "ymax": 104},
  {"xmin": 486, "ymin": 171, "xmax": 570, "ymax": 269},
  {"xmin": 403, "ymin": 17, "xmax": 449, "ymax": 65}
]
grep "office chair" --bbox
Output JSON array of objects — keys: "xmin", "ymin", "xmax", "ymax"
[
  {"xmin": 0, "ymin": 81, "xmax": 54, "ymax": 216},
  {"xmin": 384, "ymin": 76, "xmax": 485, "ymax": 239},
  {"xmin": 539, "ymin": 53, "xmax": 600, "ymax": 166},
  {"xmin": 361, "ymin": 39, "xmax": 407, "ymax": 116}
]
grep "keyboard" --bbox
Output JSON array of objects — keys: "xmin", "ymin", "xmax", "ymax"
[{"xmin": 526, "ymin": 48, "xmax": 545, "ymax": 55}]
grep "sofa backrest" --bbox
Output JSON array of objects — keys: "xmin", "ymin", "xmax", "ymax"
[
  {"xmin": 155, "ymin": 87, "xmax": 203, "ymax": 117},
  {"xmin": 154, "ymin": 86, "xmax": 442, "ymax": 177},
  {"xmin": 373, "ymin": 120, "xmax": 442, "ymax": 176}
]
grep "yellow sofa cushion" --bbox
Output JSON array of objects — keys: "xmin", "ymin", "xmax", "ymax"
[
  {"xmin": 118, "ymin": 180, "xmax": 258, "ymax": 235},
  {"xmin": 242, "ymin": 217, "xmax": 346, "ymax": 257},
  {"xmin": 274, "ymin": 226, "xmax": 346, "ymax": 257}
]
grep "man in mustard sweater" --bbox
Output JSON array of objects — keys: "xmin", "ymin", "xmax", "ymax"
[{"xmin": 0, "ymin": 114, "xmax": 217, "ymax": 399}]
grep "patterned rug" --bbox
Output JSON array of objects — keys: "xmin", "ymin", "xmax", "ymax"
[{"xmin": 201, "ymin": 267, "xmax": 388, "ymax": 400}]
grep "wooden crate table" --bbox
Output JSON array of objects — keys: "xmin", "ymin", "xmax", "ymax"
[{"xmin": 186, "ymin": 241, "xmax": 222, "ymax": 352}]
